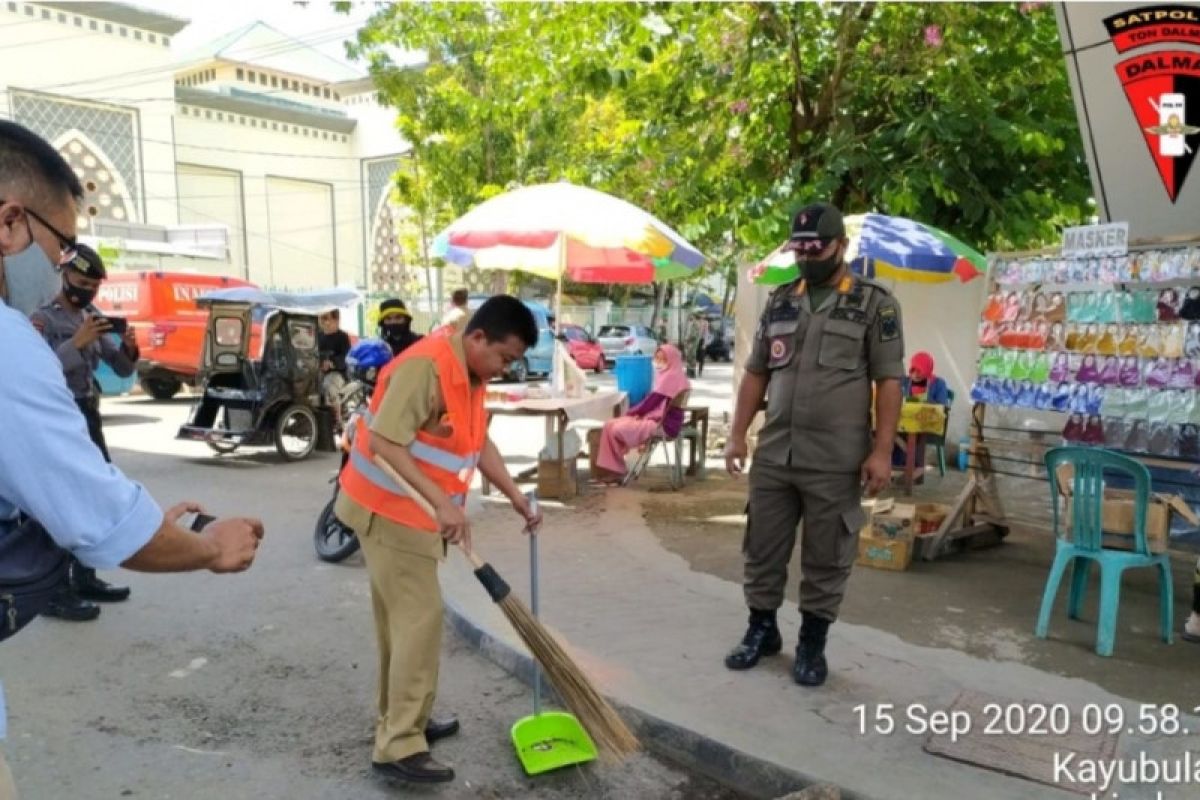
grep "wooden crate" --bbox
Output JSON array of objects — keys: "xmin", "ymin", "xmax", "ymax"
[{"xmin": 537, "ymin": 457, "xmax": 578, "ymax": 500}]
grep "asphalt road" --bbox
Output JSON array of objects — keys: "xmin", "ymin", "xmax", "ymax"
[{"xmin": 0, "ymin": 395, "xmax": 744, "ymax": 800}]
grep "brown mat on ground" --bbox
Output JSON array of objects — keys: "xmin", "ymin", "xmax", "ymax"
[{"xmin": 922, "ymin": 690, "xmax": 1119, "ymax": 796}]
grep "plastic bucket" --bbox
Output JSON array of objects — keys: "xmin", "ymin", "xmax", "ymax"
[{"xmin": 614, "ymin": 354, "xmax": 653, "ymax": 405}]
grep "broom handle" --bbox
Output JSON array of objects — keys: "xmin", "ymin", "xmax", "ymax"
[
  {"xmin": 528, "ymin": 492, "xmax": 541, "ymax": 716},
  {"xmin": 371, "ymin": 454, "xmax": 484, "ymax": 568}
]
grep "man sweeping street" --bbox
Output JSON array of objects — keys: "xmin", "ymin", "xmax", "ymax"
[
  {"xmin": 724, "ymin": 201, "xmax": 903, "ymax": 688},
  {"xmin": 335, "ymin": 295, "xmax": 543, "ymax": 785}
]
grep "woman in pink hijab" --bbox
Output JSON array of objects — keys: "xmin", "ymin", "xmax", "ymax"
[{"xmin": 593, "ymin": 344, "xmax": 691, "ymax": 484}]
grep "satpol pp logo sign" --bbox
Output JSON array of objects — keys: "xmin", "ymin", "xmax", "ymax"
[{"xmin": 1105, "ymin": 5, "xmax": 1200, "ymax": 202}]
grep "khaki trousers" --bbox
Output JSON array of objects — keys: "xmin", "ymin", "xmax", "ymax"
[
  {"xmin": 742, "ymin": 462, "xmax": 866, "ymax": 621},
  {"xmin": 0, "ymin": 747, "xmax": 17, "ymax": 800},
  {"xmin": 355, "ymin": 512, "xmax": 444, "ymax": 763}
]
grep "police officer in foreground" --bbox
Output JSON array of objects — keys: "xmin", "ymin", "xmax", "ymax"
[
  {"xmin": 30, "ymin": 244, "xmax": 137, "ymax": 619},
  {"xmin": 724, "ymin": 202, "xmax": 903, "ymax": 687}
]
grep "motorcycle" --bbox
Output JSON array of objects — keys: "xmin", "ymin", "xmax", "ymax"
[{"xmin": 313, "ymin": 339, "xmax": 393, "ymax": 562}]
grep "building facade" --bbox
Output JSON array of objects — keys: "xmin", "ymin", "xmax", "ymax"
[{"xmin": 0, "ymin": 1, "xmax": 423, "ymax": 312}]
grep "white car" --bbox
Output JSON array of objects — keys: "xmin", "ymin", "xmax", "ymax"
[{"xmin": 597, "ymin": 324, "xmax": 659, "ymax": 364}]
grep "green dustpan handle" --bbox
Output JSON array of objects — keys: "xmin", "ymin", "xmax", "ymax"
[{"xmin": 527, "ymin": 491, "xmax": 541, "ymax": 717}]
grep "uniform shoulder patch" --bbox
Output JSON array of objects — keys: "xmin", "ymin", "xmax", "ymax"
[
  {"xmin": 859, "ymin": 276, "xmax": 893, "ymax": 296},
  {"xmin": 878, "ymin": 304, "xmax": 900, "ymax": 341},
  {"xmin": 769, "ymin": 279, "xmax": 802, "ymax": 301}
]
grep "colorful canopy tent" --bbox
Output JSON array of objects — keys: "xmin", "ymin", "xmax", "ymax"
[
  {"xmin": 431, "ymin": 182, "xmax": 705, "ymax": 285},
  {"xmin": 749, "ymin": 213, "xmax": 986, "ymax": 286}
]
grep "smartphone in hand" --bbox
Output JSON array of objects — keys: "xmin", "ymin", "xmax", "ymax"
[
  {"xmin": 189, "ymin": 513, "xmax": 216, "ymax": 532},
  {"xmin": 102, "ymin": 316, "xmax": 129, "ymax": 335}
]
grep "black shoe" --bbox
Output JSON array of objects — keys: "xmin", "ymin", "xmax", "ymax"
[
  {"xmin": 724, "ymin": 609, "xmax": 782, "ymax": 670},
  {"xmin": 73, "ymin": 566, "xmax": 130, "ymax": 603},
  {"xmin": 44, "ymin": 591, "xmax": 101, "ymax": 622},
  {"xmin": 424, "ymin": 714, "xmax": 460, "ymax": 744},
  {"xmin": 793, "ymin": 612, "xmax": 831, "ymax": 687},
  {"xmin": 372, "ymin": 752, "xmax": 455, "ymax": 784}
]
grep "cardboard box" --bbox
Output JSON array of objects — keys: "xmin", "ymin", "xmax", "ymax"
[
  {"xmin": 1055, "ymin": 465, "xmax": 1198, "ymax": 554},
  {"xmin": 856, "ymin": 498, "xmax": 915, "ymax": 571},
  {"xmin": 856, "ymin": 533, "xmax": 914, "ymax": 571},
  {"xmin": 1064, "ymin": 490, "xmax": 1194, "ymax": 554},
  {"xmin": 872, "ymin": 502, "xmax": 916, "ymax": 539},
  {"xmin": 537, "ymin": 457, "xmax": 578, "ymax": 500},
  {"xmin": 914, "ymin": 503, "xmax": 951, "ymax": 535}
]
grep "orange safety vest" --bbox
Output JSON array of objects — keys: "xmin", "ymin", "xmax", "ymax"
[{"xmin": 338, "ymin": 335, "xmax": 487, "ymax": 532}]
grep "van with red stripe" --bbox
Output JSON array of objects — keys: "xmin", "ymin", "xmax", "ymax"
[{"xmin": 94, "ymin": 272, "xmax": 258, "ymax": 399}]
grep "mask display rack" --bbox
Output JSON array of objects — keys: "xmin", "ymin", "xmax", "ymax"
[{"xmin": 921, "ymin": 235, "xmax": 1200, "ymax": 561}]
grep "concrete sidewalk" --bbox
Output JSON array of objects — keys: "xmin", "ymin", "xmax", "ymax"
[{"xmin": 444, "ymin": 489, "xmax": 1199, "ymax": 800}]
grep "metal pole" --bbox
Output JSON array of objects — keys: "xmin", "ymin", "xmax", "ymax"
[{"xmin": 528, "ymin": 492, "xmax": 541, "ymax": 716}]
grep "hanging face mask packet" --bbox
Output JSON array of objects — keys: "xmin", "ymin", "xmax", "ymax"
[
  {"xmin": 1118, "ymin": 355, "xmax": 1142, "ymax": 387},
  {"xmin": 1158, "ymin": 289, "xmax": 1182, "ymax": 322},
  {"xmin": 1051, "ymin": 381, "xmax": 1073, "ymax": 413},
  {"xmin": 1104, "ymin": 417, "xmax": 1128, "ymax": 449},
  {"xmin": 1034, "ymin": 382, "xmax": 1055, "ymax": 411}
]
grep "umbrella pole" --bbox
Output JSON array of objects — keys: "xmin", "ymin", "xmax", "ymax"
[{"xmin": 552, "ymin": 239, "xmax": 565, "ymax": 394}]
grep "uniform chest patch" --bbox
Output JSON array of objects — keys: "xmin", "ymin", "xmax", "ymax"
[{"xmin": 879, "ymin": 306, "xmax": 900, "ymax": 341}]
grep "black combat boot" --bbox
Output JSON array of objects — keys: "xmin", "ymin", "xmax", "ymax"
[
  {"xmin": 724, "ymin": 608, "xmax": 783, "ymax": 670},
  {"xmin": 793, "ymin": 611, "xmax": 831, "ymax": 687},
  {"xmin": 43, "ymin": 588, "xmax": 101, "ymax": 622},
  {"xmin": 72, "ymin": 561, "xmax": 131, "ymax": 603}
]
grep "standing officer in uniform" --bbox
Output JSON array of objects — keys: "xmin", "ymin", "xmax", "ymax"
[
  {"xmin": 724, "ymin": 202, "xmax": 903, "ymax": 687},
  {"xmin": 30, "ymin": 243, "xmax": 136, "ymax": 619},
  {"xmin": 336, "ymin": 295, "xmax": 542, "ymax": 785}
]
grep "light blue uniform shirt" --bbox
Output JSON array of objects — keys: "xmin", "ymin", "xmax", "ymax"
[{"xmin": 0, "ymin": 300, "xmax": 163, "ymax": 739}]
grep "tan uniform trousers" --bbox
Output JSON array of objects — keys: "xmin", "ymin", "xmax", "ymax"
[
  {"xmin": 0, "ymin": 747, "xmax": 17, "ymax": 800},
  {"xmin": 743, "ymin": 461, "xmax": 866, "ymax": 621},
  {"xmin": 338, "ymin": 492, "xmax": 444, "ymax": 764}
]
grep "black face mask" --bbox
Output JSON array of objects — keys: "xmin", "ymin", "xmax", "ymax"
[
  {"xmin": 381, "ymin": 322, "xmax": 412, "ymax": 343},
  {"xmin": 801, "ymin": 246, "xmax": 842, "ymax": 286},
  {"xmin": 62, "ymin": 277, "xmax": 97, "ymax": 308}
]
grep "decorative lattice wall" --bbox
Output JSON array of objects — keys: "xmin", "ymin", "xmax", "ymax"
[{"xmin": 11, "ymin": 92, "xmax": 140, "ymax": 223}]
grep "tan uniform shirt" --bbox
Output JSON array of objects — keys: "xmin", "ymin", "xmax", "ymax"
[
  {"xmin": 335, "ymin": 335, "xmax": 471, "ymax": 560},
  {"xmin": 746, "ymin": 275, "xmax": 904, "ymax": 473}
]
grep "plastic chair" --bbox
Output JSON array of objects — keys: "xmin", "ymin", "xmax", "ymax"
[
  {"xmin": 1036, "ymin": 446, "xmax": 1174, "ymax": 657},
  {"xmin": 926, "ymin": 388, "xmax": 954, "ymax": 476},
  {"xmin": 623, "ymin": 391, "xmax": 690, "ymax": 490}
]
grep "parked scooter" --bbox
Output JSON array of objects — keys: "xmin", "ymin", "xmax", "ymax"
[{"xmin": 313, "ymin": 339, "xmax": 393, "ymax": 562}]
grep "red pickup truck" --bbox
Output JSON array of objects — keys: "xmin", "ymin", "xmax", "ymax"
[{"xmin": 94, "ymin": 272, "xmax": 258, "ymax": 399}]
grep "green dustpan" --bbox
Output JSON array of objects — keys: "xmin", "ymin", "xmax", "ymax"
[{"xmin": 511, "ymin": 496, "xmax": 598, "ymax": 775}]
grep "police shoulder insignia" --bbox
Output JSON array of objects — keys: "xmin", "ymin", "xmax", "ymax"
[{"xmin": 879, "ymin": 305, "xmax": 900, "ymax": 341}]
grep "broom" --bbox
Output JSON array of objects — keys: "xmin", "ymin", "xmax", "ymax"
[{"xmin": 371, "ymin": 454, "xmax": 640, "ymax": 761}]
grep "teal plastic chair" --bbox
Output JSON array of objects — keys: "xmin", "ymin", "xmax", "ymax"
[
  {"xmin": 1036, "ymin": 447, "xmax": 1174, "ymax": 657},
  {"xmin": 927, "ymin": 388, "xmax": 954, "ymax": 476}
]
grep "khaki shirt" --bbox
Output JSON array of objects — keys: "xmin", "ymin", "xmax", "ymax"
[
  {"xmin": 746, "ymin": 275, "xmax": 904, "ymax": 473},
  {"xmin": 30, "ymin": 300, "xmax": 136, "ymax": 400},
  {"xmin": 335, "ymin": 335, "xmax": 471, "ymax": 561}
]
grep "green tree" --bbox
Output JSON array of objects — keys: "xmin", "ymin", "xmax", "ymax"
[{"xmin": 348, "ymin": 1, "xmax": 1090, "ymax": 310}]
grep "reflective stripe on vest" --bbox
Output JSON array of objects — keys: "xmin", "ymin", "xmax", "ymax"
[
  {"xmin": 348, "ymin": 449, "xmax": 466, "ymax": 507},
  {"xmin": 359, "ymin": 409, "xmax": 480, "ymax": 477}
]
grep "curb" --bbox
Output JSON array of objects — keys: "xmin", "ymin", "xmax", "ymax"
[{"xmin": 443, "ymin": 597, "xmax": 861, "ymax": 800}]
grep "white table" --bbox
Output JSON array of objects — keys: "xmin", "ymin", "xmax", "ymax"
[{"xmin": 480, "ymin": 390, "xmax": 627, "ymax": 494}]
